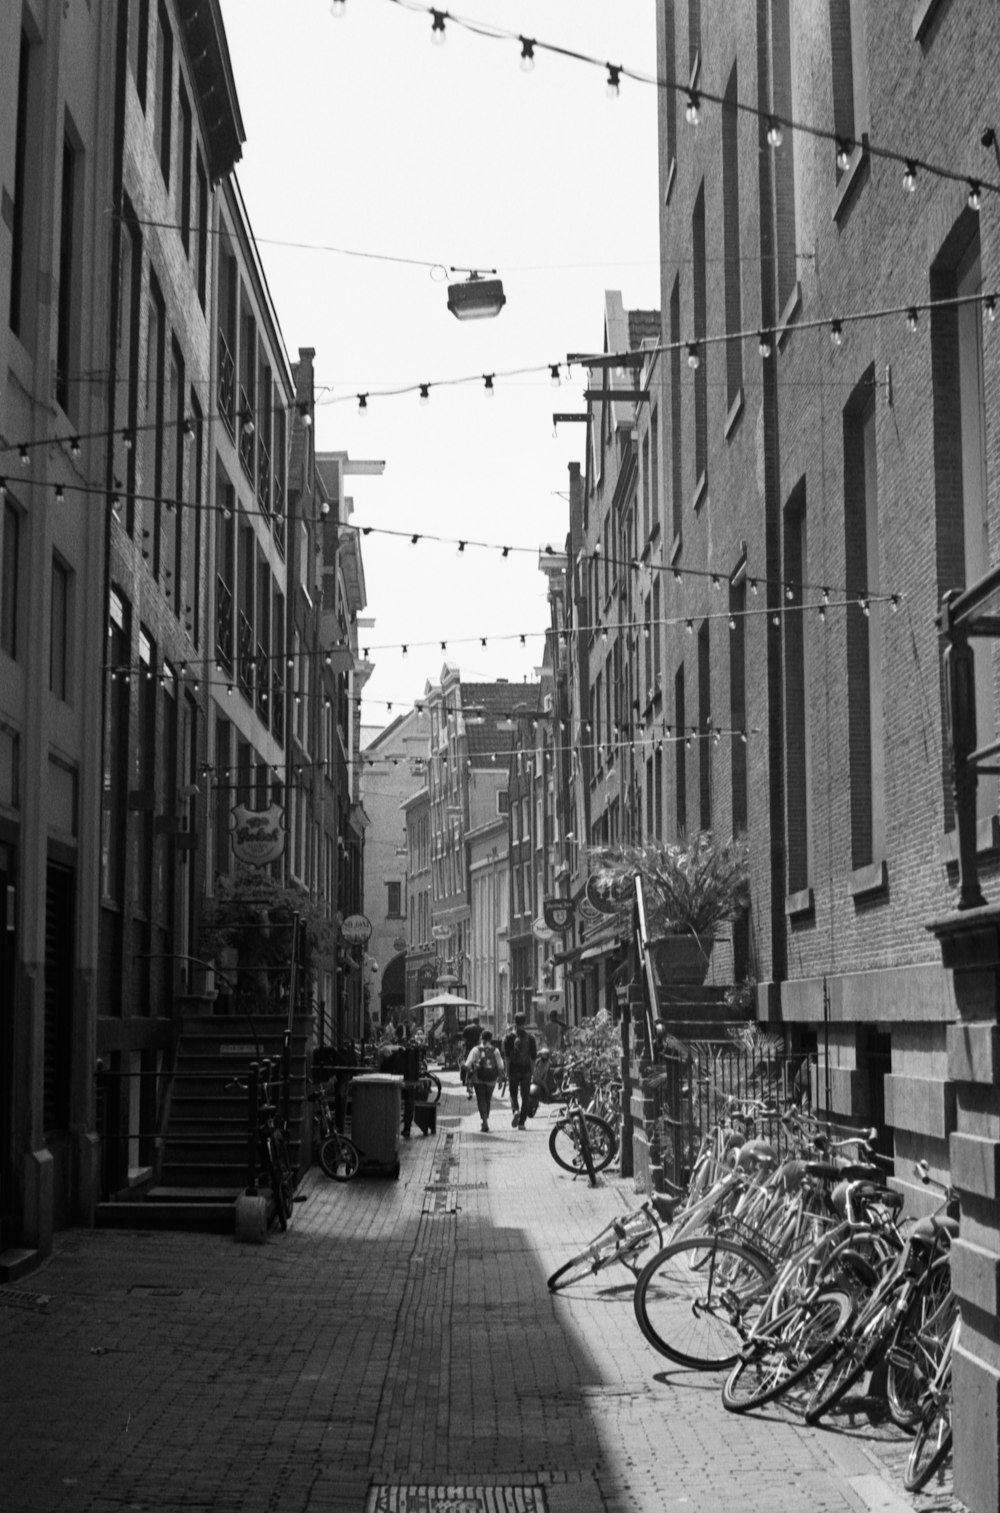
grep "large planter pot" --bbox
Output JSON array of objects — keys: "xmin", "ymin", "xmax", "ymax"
[{"xmin": 649, "ymin": 933, "xmax": 715, "ymax": 986}]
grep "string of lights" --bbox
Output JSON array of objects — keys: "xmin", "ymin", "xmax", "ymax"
[
  {"xmin": 0, "ymin": 467, "xmax": 906, "ymax": 610},
  {"xmin": 100, "ymin": 586, "xmax": 903, "ymax": 691},
  {"xmin": 1, "ymin": 289, "xmax": 995, "ymax": 462},
  {"xmin": 371, "ymin": 0, "xmax": 1000, "ymax": 201}
]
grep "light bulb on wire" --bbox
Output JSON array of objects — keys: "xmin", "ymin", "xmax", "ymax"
[
  {"xmin": 330, "ymin": 0, "xmax": 346, "ymax": 15},
  {"xmin": 430, "ymin": 9, "xmax": 446, "ymax": 45},
  {"xmin": 519, "ymin": 36, "xmax": 535, "ymax": 73},
  {"xmin": 606, "ymin": 64, "xmax": 621, "ymax": 99}
]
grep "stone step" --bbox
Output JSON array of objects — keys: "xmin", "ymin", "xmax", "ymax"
[{"xmin": 95, "ymin": 1198, "xmax": 238, "ymax": 1233}]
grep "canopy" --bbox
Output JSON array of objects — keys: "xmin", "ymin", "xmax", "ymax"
[{"xmin": 418, "ymin": 992, "xmax": 484, "ymax": 1011}]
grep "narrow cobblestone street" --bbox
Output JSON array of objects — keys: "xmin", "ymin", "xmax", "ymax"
[{"xmin": 1, "ymin": 1078, "xmax": 963, "ymax": 1513}]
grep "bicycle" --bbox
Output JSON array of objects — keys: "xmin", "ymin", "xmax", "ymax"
[
  {"xmin": 903, "ymin": 1312, "xmax": 958, "ymax": 1493},
  {"xmin": 547, "ymin": 1197, "xmax": 674, "ymax": 1292},
  {"xmin": 548, "ymin": 1105, "xmax": 617, "ymax": 1184},
  {"xmin": 229, "ymin": 1060, "xmax": 297, "ymax": 1231},
  {"xmin": 804, "ymin": 1162, "xmax": 958, "ymax": 1426},
  {"xmin": 310, "ymin": 1083, "xmax": 361, "ymax": 1181}
]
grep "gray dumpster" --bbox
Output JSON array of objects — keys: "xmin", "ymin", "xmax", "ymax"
[{"xmin": 350, "ymin": 1074, "xmax": 402, "ymax": 1177}]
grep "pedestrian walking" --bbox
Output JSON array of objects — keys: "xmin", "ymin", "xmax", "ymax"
[
  {"xmin": 461, "ymin": 1015, "xmax": 483, "ymax": 1099},
  {"xmin": 543, "ymin": 1008, "xmax": 566, "ymax": 1055},
  {"xmin": 502, "ymin": 1012, "xmax": 537, "ymax": 1128},
  {"xmin": 465, "ymin": 1030, "xmax": 504, "ymax": 1132}
]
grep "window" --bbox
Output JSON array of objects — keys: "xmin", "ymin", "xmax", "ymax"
[
  {"xmin": 50, "ymin": 556, "xmax": 71, "ymax": 701},
  {"xmin": 10, "ymin": 28, "xmax": 40, "ymax": 342},
  {"xmin": 129, "ymin": 0, "xmax": 149, "ymax": 109},
  {"xmin": 829, "ymin": 0, "xmax": 869, "ymax": 168},
  {"xmin": 195, "ymin": 153, "xmax": 208, "ymax": 308},
  {"xmin": 497, "ymin": 789, "xmax": 509, "ymax": 814},
  {"xmin": 178, "ymin": 80, "xmax": 192, "ymax": 254},
  {"xmin": 844, "ymin": 376, "xmax": 884, "ymax": 874},
  {"xmin": 1, "ymin": 501, "xmax": 21, "ymax": 660},
  {"xmin": 56, "ymin": 123, "xmax": 83, "ymax": 418},
  {"xmin": 692, "ymin": 183, "xmax": 708, "ymax": 497},
  {"xmin": 387, "ymin": 881, "xmax": 402, "ymax": 917},
  {"xmin": 771, "ymin": 0, "xmax": 798, "ymax": 319},
  {"xmin": 641, "ymin": 431, "xmax": 650, "ymax": 542},
  {"xmin": 662, "ymin": 1, "xmax": 677, "ymax": 195},
  {"xmin": 653, "ymin": 577, "xmax": 662, "ymax": 688},
  {"xmin": 154, "ymin": 3, "xmax": 173, "ymax": 186},
  {"xmin": 931, "ymin": 221, "xmax": 995, "ymax": 826},
  {"xmin": 674, "ymin": 665, "xmax": 687, "ymax": 835},
  {"xmin": 650, "ymin": 406, "xmax": 659, "ymax": 534},
  {"xmin": 784, "ymin": 481, "xmax": 812, "ymax": 897},
  {"xmin": 722, "ymin": 64, "xmax": 743, "ymax": 413},
  {"xmin": 698, "ymin": 621, "xmax": 712, "ymax": 831},
  {"xmin": 102, "ymin": 592, "xmax": 129, "ymax": 903},
  {"xmin": 142, "ymin": 278, "xmax": 166, "ymax": 568},
  {"xmin": 670, "ymin": 276, "xmax": 682, "ymax": 544},
  {"xmin": 729, "ymin": 578, "xmax": 748, "ymax": 832}
]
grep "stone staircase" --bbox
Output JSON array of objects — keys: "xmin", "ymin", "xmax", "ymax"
[{"xmin": 96, "ymin": 1010, "xmax": 312, "ymax": 1233}]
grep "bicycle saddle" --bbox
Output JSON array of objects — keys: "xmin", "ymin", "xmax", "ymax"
[
  {"xmin": 912, "ymin": 1213, "xmax": 960, "ymax": 1245},
  {"xmin": 736, "ymin": 1138, "xmax": 778, "ymax": 1170},
  {"xmin": 650, "ymin": 1193, "xmax": 677, "ymax": 1222}
]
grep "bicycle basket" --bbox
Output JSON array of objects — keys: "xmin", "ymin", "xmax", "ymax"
[{"xmin": 718, "ymin": 1215, "xmax": 784, "ymax": 1267}]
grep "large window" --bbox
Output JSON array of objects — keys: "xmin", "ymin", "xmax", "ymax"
[
  {"xmin": 56, "ymin": 123, "xmax": 83, "ymax": 418},
  {"xmin": 692, "ymin": 184, "xmax": 708, "ymax": 497},
  {"xmin": 771, "ymin": 0, "xmax": 798, "ymax": 319},
  {"xmin": 10, "ymin": 28, "xmax": 40, "ymax": 343},
  {"xmin": 784, "ymin": 482, "xmax": 811, "ymax": 897},
  {"xmin": 829, "ymin": 0, "xmax": 869, "ymax": 170},
  {"xmin": 722, "ymin": 64, "xmax": 743, "ymax": 414},
  {"xmin": 844, "ymin": 377, "xmax": 884, "ymax": 874},
  {"xmin": 154, "ymin": 3, "xmax": 173, "ymax": 186},
  {"xmin": 670, "ymin": 276, "xmax": 682, "ymax": 545}
]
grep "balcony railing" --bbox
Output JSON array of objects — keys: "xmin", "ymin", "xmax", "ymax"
[
  {"xmin": 238, "ymin": 611, "xmax": 254, "ymax": 699},
  {"xmin": 238, "ymin": 386, "xmax": 255, "ymax": 482},
  {"xmin": 217, "ymin": 331, "xmax": 236, "ymax": 439},
  {"xmin": 216, "ymin": 577, "xmax": 234, "ymax": 671}
]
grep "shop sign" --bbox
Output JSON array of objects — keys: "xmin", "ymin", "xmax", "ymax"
[
  {"xmin": 532, "ymin": 915, "xmax": 556, "ymax": 942},
  {"xmin": 230, "ymin": 802, "xmax": 286, "ymax": 867},
  {"xmin": 431, "ymin": 923, "xmax": 454, "ymax": 940},
  {"xmin": 340, "ymin": 913, "xmax": 373, "ymax": 944},
  {"xmin": 543, "ymin": 897, "xmax": 576, "ymax": 934}
]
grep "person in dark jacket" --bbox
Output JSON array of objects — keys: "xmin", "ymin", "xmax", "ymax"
[
  {"xmin": 502, "ymin": 1012, "xmax": 537, "ymax": 1128},
  {"xmin": 461, "ymin": 1017, "xmax": 483, "ymax": 1099}
]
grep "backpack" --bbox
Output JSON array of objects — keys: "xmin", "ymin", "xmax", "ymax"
[
  {"xmin": 506, "ymin": 1031, "xmax": 535, "ymax": 1072},
  {"xmin": 474, "ymin": 1046, "xmax": 499, "ymax": 1083}
]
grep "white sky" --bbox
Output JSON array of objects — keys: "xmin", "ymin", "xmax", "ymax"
[{"xmin": 218, "ymin": 0, "xmax": 660, "ymax": 726}]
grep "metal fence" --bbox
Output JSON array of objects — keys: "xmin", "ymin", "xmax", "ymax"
[{"xmin": 646, "ymin": 1039, "xmax": 814, "ymax": 1192}]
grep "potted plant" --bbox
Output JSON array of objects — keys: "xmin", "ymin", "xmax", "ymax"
[{"xmin": 585, "ymin": 831, "xmax": 750, "ymax": 984}]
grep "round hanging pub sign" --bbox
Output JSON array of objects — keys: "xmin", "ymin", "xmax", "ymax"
[{"xmin": 340, "ymin": 913, "xmax": 373, "ymax": 945}]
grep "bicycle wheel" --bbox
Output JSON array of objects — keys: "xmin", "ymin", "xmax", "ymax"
[
  {"xmin": 904, "ymin": 1395, "xmax": 953, "ymax": 1493},
  {"xmin": 804, "ymin": 1292, "xmax": 902, "ymax": 1424},
  {"xmin": 266, "ymin": 1131, "xmax": 295, "ymax": 1231},
  {"xmin": 886, "ymin": 1268, "xmax": 955, "ymax": 1431},
  {"xmin": 424, "ymin": 1072, "xmax": 443, "ymax": 1105},
  {"xmin": 633, "ymin": 1236, "xmax": 774, "ymax": 1370},
  {"xmin": 319, "ymin": 1131, "xmax": 360, "ymax": 1181},
  {"xmin": 722, "ymin": 1288, "xmax": 854, "ymax": 1412},
  {"xmin": 549, "ymin": 1114, "xmax": 616, "ymax": 1176}
]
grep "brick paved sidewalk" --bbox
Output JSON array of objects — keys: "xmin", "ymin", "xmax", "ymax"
[{"xmin": 0, "ymin": 1076, "xmax": 964, "ymax": 1513}]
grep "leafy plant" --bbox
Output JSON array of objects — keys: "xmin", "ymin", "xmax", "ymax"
[
  {"xmin": 585, "ymin": 831, "xmax": 750, "ymax": 940},
  {"xmin": 200, "ymin": 867, "xmax": 336, "ymax": 1014},
  {"xmin": 565, "ymin": 1009, "xmax": 621, "ymax": 1091}
]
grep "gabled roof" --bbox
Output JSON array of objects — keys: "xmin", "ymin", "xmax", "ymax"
[{"xmin": 461, "ymin": 681, "xmax": 541, "ymax": 769}]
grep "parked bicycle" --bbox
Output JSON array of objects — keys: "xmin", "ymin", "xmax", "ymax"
[
  {"xmin": 548, "ymin": 1198, "xmax": 674, "ymax": 1292},
  {"xmin": 309, "ymin": 1082, "xmax": 361, "ymax": 1182},
  {"xmin": 548, "ymin": 1103, "xmax": 617, "ymax": 1184},
  {"xmin": 228, "ymin": 1060, "xmax": 297, "ymax": 1231}
]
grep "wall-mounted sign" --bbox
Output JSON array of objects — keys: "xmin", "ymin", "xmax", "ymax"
[
  {"xmin": 431, "ymin": 923, "xmax": 454, "ymax": 940},
  {"xmin": 230, "ymin": 803, "xmax": 286, "ymax": 868},
  {"xmin": 340, "ymin": 913, "xmax": 373, "ymax": 945},
  {"xmin": 585, "ymin": 869, "xmax": 634, "ymax": 915},
  {"xmin": 543, "ymin": 898, "xmax": 576, "ymax": 935},
  {"xmin": 532, "ymin": 915, "xmax": 556, "ymax": 942}
]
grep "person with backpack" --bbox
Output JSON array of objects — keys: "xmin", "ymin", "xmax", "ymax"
[
  {"xmin": 502, "ymin": 1012, "xmax": 537, "ymax": 1128},
  {"xmin": 464, "ymin": 1030, "xmax": 504, "ymax": 1132}
]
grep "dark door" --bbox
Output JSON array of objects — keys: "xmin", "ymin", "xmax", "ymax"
[{"xmin": 44, "ymin": 862, "xmax": 75, "ymax": 1228}]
